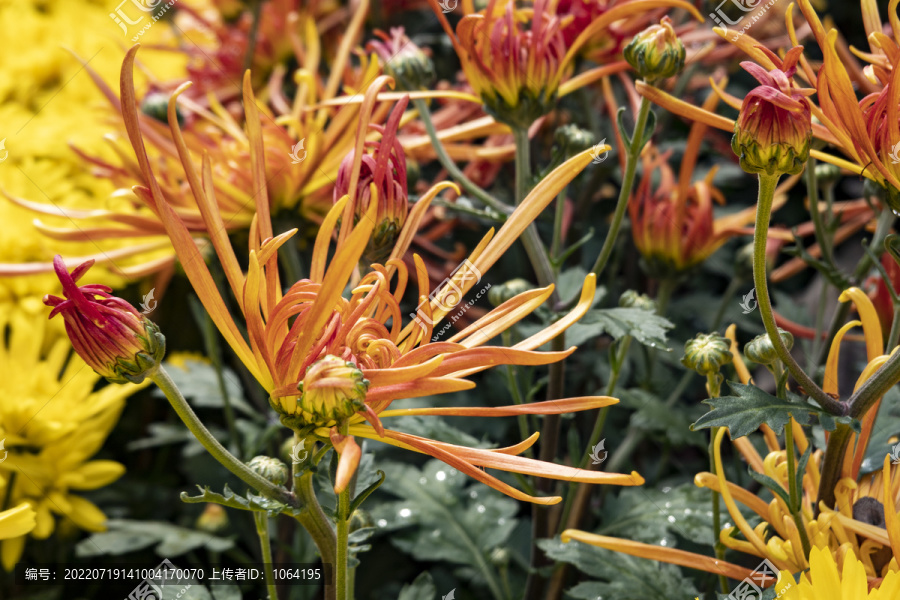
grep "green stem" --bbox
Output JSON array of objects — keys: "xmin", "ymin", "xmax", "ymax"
[
  {"xmin": 513, "ymin": 127, "xmax": 557, "ymax": 291},
  {"xmin": 292, "ymin": 433, "xmax": 337, "ymax": 600},
  {"xmin": 784, "ymin": 419, "xmax": 812, "ymax": 556},
  {"xmin": 151, "ymin": 367, "xmax": 295, "ymax": 506},
  {"xmin": 752, "ymin": 174, "xmax": 845, "ymax": 415},
  {"xmin": 254, "ymin": 512, "xmax": 279, "ymax": 600},
  {"xmin": 590, "ymin": 96, "xmax": 653, "ymax": 277},
  {"xmin": 411, "ymin": 98, "xmax": 511, "ymax": 215},
  {"xmin": 806, "ymin": 159, "xmax": 834, "ymax": 266},
  {"xmin": 335, "ymin": 487, "xmax": 351, "ymax": 600},
  {"xmin": 243, "ymin": 0, "xmax": 264, "ymax": 74}
]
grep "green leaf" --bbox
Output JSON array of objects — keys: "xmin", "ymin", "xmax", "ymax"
[
  {"xmin": 210, "ymin": 585, "xmax": 242, "ymax": 600},
  {"xmin": 860, "ymin": 387, "xmax": 900, "ymax": 474},
  {"xmin": 370, "ymin": 460, "xmax": 517, "ymax": 594},
  {"xmin": 564, "ymin": 307, "xmax": 674, "ymax": 349},
  {"xmin": 539, "ymin": 537, "xmax": 700, "ymax": 600},
  {"xmin": 619, "ymin": 390, "xmax": 706, "ymax": 448},
  {"xmin": 75, "ymin": 519, "xmax": 233, "ymax": 558},
  {"xmin": 398, "ymin": 572, "xmax": 437, "ymax": 600},
  {"xmin": 599, "ymin": 483, "xmax": 718, "ymax": 547},
  {"xmin": 747, "ymin": 469, "xmax": 791, "ymax": 508},
  {"xmin": 179, "ymin": 484, "xmax": 295, "ymax": 518},
  {"xmin": 691, "ymin": 382, "xmax": 860, "ymax": 438}
]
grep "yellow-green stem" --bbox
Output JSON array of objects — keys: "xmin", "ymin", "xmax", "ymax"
[
  {"xmin": 292, "ymin": 433, "xmax": 336, "ymax": 600},
  {"xmin": 336, "ymin": 486, "xmax": 351, "ymax": 600},
  {"xmin": 752, "ymin": 174, "xmax": 844, "ymax": 415},
  {"xmin": 254, "ymin": 512, "xmax": 279, "ymax": 600},
  {"xmin": 590, "ymin": 96, "xmax": 653, "ymax": 277}
]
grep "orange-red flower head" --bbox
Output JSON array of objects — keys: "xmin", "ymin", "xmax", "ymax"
[
  {"xmin": 453, "ymin": 0, "xmax": 570, "ymax": 128},
  {"xmin": 334, "ymin": 98, "xmax": 410, "ymax": 263},
  {"xmin": 43, "ymin": 255, "xmax": 165, "ymax": 384},
  {"xmin": 731, "ymin": 46, "xmax": 814, "ymax": 176},
  {"xmin": 367, "ymin": 27, "xmax": 436, "ymax": 92}
]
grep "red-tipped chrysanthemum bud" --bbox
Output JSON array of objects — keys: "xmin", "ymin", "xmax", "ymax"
[
  {"xmin": 367, "ymin": 28, "xmax": 436, "ymax": 92},
  {"xmin": 334, "ymin": 100, "xmax": 409, "ymax": 263},
  {"xmin": 43, "ymin": 255, "xmax": 165, "ymax": 384},
  {"xmin": 731, "ymin": 46, "xmax": 814, "ymax": 177},
  {"xmin": 623, "ymin": 17, "xmax": 685, "ymax": 83}
]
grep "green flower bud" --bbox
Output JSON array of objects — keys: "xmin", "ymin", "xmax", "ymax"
[
  {"xmin": 682, "ymin": 333, "xmax": 733, "ymax": 376},
  {"xmin": 743, "ymin": 328, "xmax": 794, "ymax": 365},
  {"xmin": 293, "ymin": 355, "xmax": 369, "ymax": 424},
  {"xmin": 553, "ymin": 125, "xmax": 596, "ymax": 160},
  {"xmin": 623, "ymin": 17, "xmax": 685, "ymax": 83},
  {"xmin": 141, "ymin": 91, "xmax": 185, "ymax": 127},
  {"xmin": 367, "ymin": 28, "xmax": 435, "ymax": 92},
  {"xmin": 247, "ymin": 456, "xmax": 289, "ymax": 486},
  {"xmin": 619, "ymin": 290, "xmax": 657, "ymax": 312},
  {"xmin": 488, "ymin": 278, "xmax": 533, "ymax": 308},
  {"xmin": 815, "ymin": 163, "xmax": 841, "ymax": 187}
]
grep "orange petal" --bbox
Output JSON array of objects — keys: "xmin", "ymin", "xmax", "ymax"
[
  {"xmin": 561, "ymin": 530, "xmax": 755, "ymax": 582},
  {"xmin": 377, "ymin": 396, "xmax": 618, "ymax": 418},
  {"xmin": 331, "ymin": 432, "xmax": 361, "ymax": 494}
]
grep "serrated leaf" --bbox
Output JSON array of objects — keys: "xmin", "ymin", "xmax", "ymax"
[
  {"xmin": 619, "ymin": 390, "xmax": 706, "ymax": 447},
  {"xmin": 210, "ymin": 585, "xmax": 241, "ymax": 600},
  {"xmin": 398, "ymin": 572, "xmax": 437, "ymax": 600},
  {"xmin": 599, "ymin": 483, "xmax": 717, "ymax": 547},
  {"xmin": 691, "ymin": 382, "xmax": 860, "ymax": 438},
  {"xmin": 565, "ymin": 307, "xmax": 673, "ymax": 350},
  {"xmin": 860, "ymin": 387, "xmax": 900, "ymax": 474},
  {"xmin": 747, "ymin": 469, "xmax": 791, "ymax": 508},
  {"xmin": 371, "ymin": 460, "xmax": 516, "ymax": 592},
  {"xmin": 180, "ymin": 484, "xmax": 295, "ymax": 517},
  {"xmin": 75, "ymin": 519, "xmax": 233, "ymax": 558},
  {"xmin": 539, "ymin": 537, "xmax": 700, "ymax": 600}
]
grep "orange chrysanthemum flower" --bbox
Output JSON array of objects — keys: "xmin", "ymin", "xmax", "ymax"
[{"xmin": 117, "ymin": 47, "xmax": 644, "ymax": 503}]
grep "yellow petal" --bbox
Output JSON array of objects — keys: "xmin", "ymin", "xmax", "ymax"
[{"xmin": 0, "ymin": 503, "xmax": 36, "ymax": 541}]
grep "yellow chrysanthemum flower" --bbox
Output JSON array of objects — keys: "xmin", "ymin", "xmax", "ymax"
[
  {"xmin": 0, "ymin": 301, "xmax": 148, "ymax": 569},
  {"xmin": 775, "ymin": 546, "xmax": 900, "ymax": 600},
  {"xmin": 0, "ymin": 503, "xmax": 36, "ymax": 541}
]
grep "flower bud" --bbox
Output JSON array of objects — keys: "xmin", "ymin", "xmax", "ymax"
[
  {"xmin": 44, "ymin": 256, "xmax": 165, "ymax": 384},
  {"xmin": 681, "ymin": 333, "xmax": 732, "ymax": 376},
  {"xmin": 334, "ymin": 102, "xmax": 409, "ymax": 264},
  {"xmin": 367, "ymin": 28, "xmax": 435, "ymax": 92},
  {"xmin": 141, "ymin": 91, "xmax": 185, "ymax": 127},
  {"xmin": 619, "ymin": 290, "xmax": 657, "ymax": 312},
  {"xmin": 294, "ymin": 355, "xmax": 369, "ymax": 424},
  {"xmin": 489, "ymin": 278, "xmax": 533, "ymax": 307},
  {"xmin": 815, "ymin": 163, "xmax": 841, "ymax": 187},
  {"xmin": 196, "ymin": 504, "xmax": 229, "ymax": 534},
  {"xmin": 247, "ymin": 456, "xmax": 289, "ymax": 486},
  {"xmin": 731, "ymin": 47, "xmax": 813, "ymax": 176},
  {"xmin": 743, "ymin": 328, "xmax": 793, "ymax": 365},
  {"xmin": 554, "ymin": 125, "xmax": 596, "ymax": 160},
  {"xmin": 623, "ymin": 17, "xmax": 685, "ymax": 83}
]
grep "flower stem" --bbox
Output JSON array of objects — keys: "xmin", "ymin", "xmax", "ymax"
[
  {"xmin": 411, "ymin": 98, "xmax": 511, "ymax": 215},
  {"xmin": 292, "ymin": 433, "xmax": 337, "ymax": 600},
  {"xmin": 783, "ymin": 418, "xmax": 812, "ymax": 556},
  {"xmin": 590, "ymin": 95, "xmax": 653, "ymax": 277},
  {"xmin": 254, "ymin": 512, "xmax": 279, "ymax": 600},
  {"xmin": 513, "ymin": 126, "xmax": 557, "ymax": 291},
  {"xmin": 752, "ymin": 174, "xmax": 844, "ymax": 415},
  {"xmin": 150, "ymin": 367, "xmax": 296, "ymax": 507}
]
